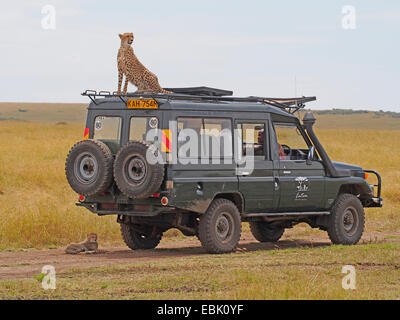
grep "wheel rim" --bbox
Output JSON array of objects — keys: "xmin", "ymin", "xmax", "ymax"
[
  {"xmin": 74, "ymin": 153, "xmax": 98, "ymax": 184},
  {"xmin": 215, "ymin": 212, "xmax": 234, "ymax": 243},
  {"xmin": 342, "ymin": 206, "xmax": 359, "ymax": 236},
  {"xmin": 135, "ymin": 231, "xmax": 159, "ymax": 244},
  {"xmin": 138, "ymin": 233, "xmax": 150, "ymax": 241},
  {"xmin": 124, "ymin": 155, "xmax": 147, "ymax": 185}
]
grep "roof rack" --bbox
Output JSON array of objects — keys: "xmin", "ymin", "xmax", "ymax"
[
  {"xmin": 164, "ymin": 86, "xmax": 233, "ymax": 97},
  {"xmin": 82, "ymin": 88, "xmax": 316, "ymax": 114}
]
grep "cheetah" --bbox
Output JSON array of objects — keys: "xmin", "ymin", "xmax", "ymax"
[
  {"xmin": 117, "ymin": 33, "xmax": 171, "ymax": 94},
  {"xmin": 65, "ymin": 233, "xmax": 98, "ymax": 254}
]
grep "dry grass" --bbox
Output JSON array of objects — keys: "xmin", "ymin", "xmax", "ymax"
[
  {"xmin": 0, "ymin": 110, "xmax": 399, "ymax": 300},
  {"xmin": 0, "ymin": 118, "xmax": 399, "ymax": 249},
  {"xmin": 0, "ymin": 122, "xmax": 122, "ymax": 249},
  {"xmin": 318, "ymin": 129, "xmax": 400, "ymax": 233},
  {"xmin": 312, "ymin": 112, "xmax": 400, "ymax": 130},
  {"xmin": 0, "ymin": 243, "xmax": 398, "ymax": 299},
  {"xmin": 0, "ymin": 102, "xmax": 86, "ymax": 123}
]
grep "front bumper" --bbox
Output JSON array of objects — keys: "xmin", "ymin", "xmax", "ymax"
[{"xmin": 364, "ymin": 170, "xmax": 383, "ymax": 207}]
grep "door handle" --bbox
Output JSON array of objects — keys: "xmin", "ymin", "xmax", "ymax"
[
  {"xmin": 283, "ymin": 170, "xmax": 291, "ymax": 174},
  {"xmin": 274, "ymin": 177, "xmax": 280, "ymax": 191}
]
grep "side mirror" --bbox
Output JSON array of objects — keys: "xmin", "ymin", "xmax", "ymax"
[{"xmin": 307, "ymin": 146, "xmax": 315, "ymax": 165}]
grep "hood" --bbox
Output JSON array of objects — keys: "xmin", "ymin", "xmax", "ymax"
[{"xmin": 332, "ymin": 161, "xmax": 363, "ymax": 172}]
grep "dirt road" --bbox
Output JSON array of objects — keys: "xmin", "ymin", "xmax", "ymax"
[{"xmin": 1, "ymin": 232, "xmax": 398, "ymax": 280}]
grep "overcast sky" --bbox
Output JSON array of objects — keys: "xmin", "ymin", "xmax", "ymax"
[{"xmin": 1, "ymin": 0, "xmax": 399, "ymax": 111}]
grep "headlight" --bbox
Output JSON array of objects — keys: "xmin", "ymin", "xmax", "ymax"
[{"xmin": 354, "ymin": 170, "xmax": 368, "ymax": 180}]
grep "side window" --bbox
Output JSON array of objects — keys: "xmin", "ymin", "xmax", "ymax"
[
  {"xmin": 93, "ymin": 116, "xmax": 122, "ymax": 144},
  {"xmin": 273, "ymin": 123, "xmax": 309, "ymax": 160},
  {"xmin": 202, "ymin": 118, "xmax": 232, "ymax": 159},
  {"xmin": 129, "ymin": 117, "xmax": 159, "ymax": 143},
  {"xmin": 177, "ymin": 117, "xmax": 232, "ymax": 161},
  {"xmin": 237, "ymin": 123, "xmax": 266, "ymax": 159},
  {"xmin": 177, "ymin": 118, "xmax": 202, "ymax": 159}
]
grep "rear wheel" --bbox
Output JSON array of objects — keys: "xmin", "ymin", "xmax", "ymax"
[
  {"xmin": 198, "ymin": 199, "xmax": 241, "ymax": 254},
  {"xmin": 249, "ymin": 221, "xmax": 284, "ymax": 242},
  {"xmin": 327, "ymin": 193, "xmax": 365, "ymax": 245},
  {"xmin": 120, "ymin": 224, "xmax": 162, "ymax": 250}
]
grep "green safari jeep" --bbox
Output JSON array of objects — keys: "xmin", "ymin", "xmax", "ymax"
[{"xmin": 65, "ymin": 87, "xmax": 382, "ymax": 254}]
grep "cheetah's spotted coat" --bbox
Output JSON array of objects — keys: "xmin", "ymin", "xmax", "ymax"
[{"xmin": 117, "ymin": 33, "xmax": 170, "ymax": 94}]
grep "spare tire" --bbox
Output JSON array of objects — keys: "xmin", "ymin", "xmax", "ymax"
[
  {"xmin": 114, "ymin": 141, "xmax": 164, "ymax": 199},
  {"xmin": 65, "ymin": 139, "xmax": 113, "ymax": 196}
]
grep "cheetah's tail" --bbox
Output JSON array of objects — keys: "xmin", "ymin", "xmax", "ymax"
[{"xmin": 160, "ymin": 89, "xmax": 173, "ymax": 94}]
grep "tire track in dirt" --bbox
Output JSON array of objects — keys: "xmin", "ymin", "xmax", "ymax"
[{"xmin": 0, "ymin": 233, "xmax": 398, "ymax": 280}]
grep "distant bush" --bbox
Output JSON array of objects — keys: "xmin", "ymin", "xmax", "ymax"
[
  {"xmin": 315, "ymin": 109, "xmax": 369, "ymax": 115},
  {"xmin": 384, "ymin": 112, "xmax": 400, "ymax": 118},
  {"xmin": 314, "ymin": 109, "xmax": 400, "ymax": 118}
]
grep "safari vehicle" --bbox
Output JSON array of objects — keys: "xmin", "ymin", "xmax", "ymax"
[{"xmin": 65, "ymin": 87, "xmax": 382, "ymax": 254}]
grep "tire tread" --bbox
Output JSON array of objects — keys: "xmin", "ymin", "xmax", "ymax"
[
  {"xmin": 120, "ymin": 224, "xmax": 161, "ymax": 250},
  {"xmin": 65, "ymin": 139, "xmax": 113, "ymax": 196},
  {"xmin": 327, "ymin": 193, "xmax": 365, "ymax": 245},
  {"xmin": 198, "ymin": 199, "xmax": 241, "ymax": 254},
  {"xmin": 114, "ymin": 141, "xmax": 164, "ymax": 199},
  {"xmin": 249, "ymin": 221, "xmax": 284, "ymax": 243}
]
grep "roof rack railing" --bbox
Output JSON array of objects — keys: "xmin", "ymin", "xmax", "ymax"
[{"xmin": 81, "ymin": 89, "xmax": 316, "ymax": 114}]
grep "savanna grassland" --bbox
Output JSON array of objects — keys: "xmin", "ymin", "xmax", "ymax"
[
  {"xmin": 0, "ymin": 102, "xmax": 399, "ymax": 299},
  {"xmin": 1, "ymin": 243, "xmax": 399, "ymax": 299},
  {"xmin": 0, "ymin": 103, "xmax": 399, "ymax": 249}
]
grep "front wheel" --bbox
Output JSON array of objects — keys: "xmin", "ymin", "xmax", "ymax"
[
  {"xmin": 327, "ymin": 193, "xmax": 365, "ymax": 245},
  {"xmin": 198, "ymin": 199, "xmax": 242, "ymax": 254},
  {"xmin": 120, "ymin": 224, "xmax": 162, "ymax": 250}
]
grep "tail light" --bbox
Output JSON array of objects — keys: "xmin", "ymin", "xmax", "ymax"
[
  {"xmin": 83, "ymin": 128, "xmax": 89, "ymax": 139},
  {"xmin": 161, "ymin": 196, "xmax": 169, "ymax": 206},
  {"xmin": 161, "ymin": 130, "xmax": 171, "ymax": 153},
  {"xmin": 78, "ymin": 195, "xmax": 85, "ymax": 202}
]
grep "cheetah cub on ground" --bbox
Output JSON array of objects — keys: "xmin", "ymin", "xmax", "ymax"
[
  {"xmin": 65, "ymin": 233, "xmax": 98, "ymax": 254},
  {"xmin": 117, "ymin": 33, "xmax": 171, "ymax": 94}
]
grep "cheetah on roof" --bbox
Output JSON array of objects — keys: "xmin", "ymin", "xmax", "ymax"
[{"xmin": 117, "ymin": 33, "xmax": 171, "ymax": 94}]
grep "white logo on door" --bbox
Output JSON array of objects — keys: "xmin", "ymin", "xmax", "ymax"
[{"xmin": 295, "ymin": 177, "xmax": 309, "ymax": 200}]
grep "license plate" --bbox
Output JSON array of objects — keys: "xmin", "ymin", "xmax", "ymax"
[{"xmin": 127, "ymin": 99, "xmax": 158, "ymax": 109}]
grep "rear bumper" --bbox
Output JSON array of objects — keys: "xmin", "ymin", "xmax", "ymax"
[
  {"xmin": 76, "ymin": 202, "xmax": 175, "ymax": 217},
  {"xmin": 364, "ymin": 170, "xmax": 383, "ymax": 207}
]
